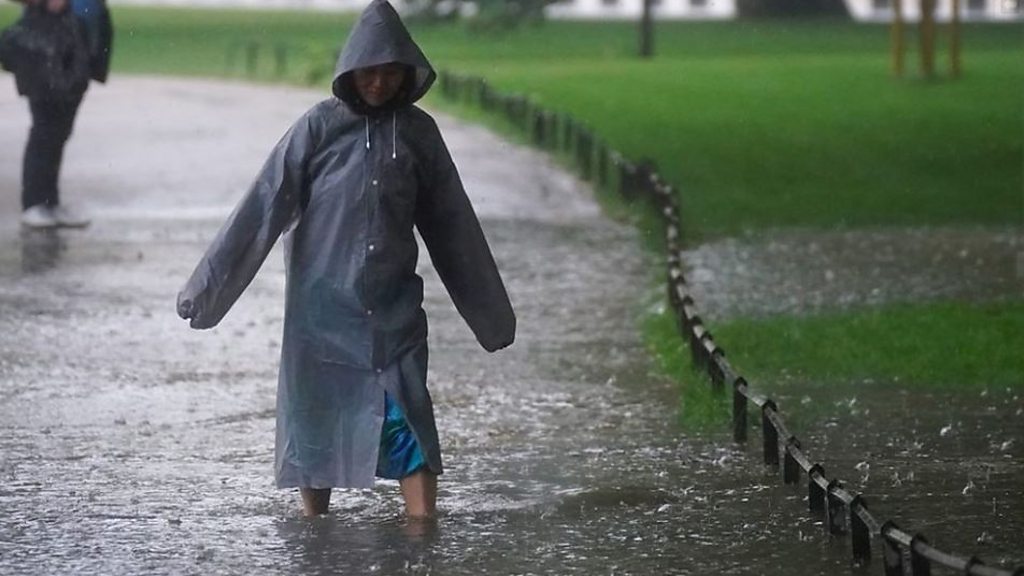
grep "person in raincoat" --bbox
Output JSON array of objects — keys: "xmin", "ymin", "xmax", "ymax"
[
  {"xmin": 0, "ymin": 0, "xmax": 111, "ymax": 228},
  {"xmin": 177, "ymin": 0, "xmax": 515, "ymax": 518}
]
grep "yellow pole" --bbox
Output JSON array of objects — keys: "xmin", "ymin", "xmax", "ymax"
[
  {"xmin": 892, "ymin": 0, "xmax": 905, "ymax": 77},
  {"xmin": 950, "ymin": 0, "xmax": 962, "ymax": 78}
]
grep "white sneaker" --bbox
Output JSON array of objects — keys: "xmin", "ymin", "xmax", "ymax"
[
  {"xmin": 21, "ymin": 205, "xmax": 59, "ymax": 229},
  {"xmin": 52, "ymin": 205, "xmax": 91, "ymax": 228}
]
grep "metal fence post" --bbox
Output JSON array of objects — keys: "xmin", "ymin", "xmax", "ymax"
[
  {"xmin": 910, "ymin": 534, "xmax": 932, "ymax": 576},
  {"xmin": 761, "ymin": 400, "xmax": 779, "ymax": 467},
  {"xmin": 578, "ymin": 129, "xmax": 593, "ymax": 180},
  {"xmin": 532, "ymin": 110, "xmax": 545, "ymax": 147},
  {"xmin": 964, "ymin": 557, "xmax": 985, "ymax": 574},
  {"xmin": 547, "ymin": 113, "xmax": 558, "ymax": 151},
  {"xmin": 709, "ymin": 350, "xmax": 725, "ymax": 391},
  {"xmin": 476, "ymin": 78, "xmax": 487, "ymax": 108},
  {"xmin": 245, "ymin": 41, "xmax": 259, "ymax": 77},
  {"xmin": 732, "ymin": 377, "xmax": 748, "ymax": 443},
  {"xmin": 690, "ymin": 323, "xmax": 708, "ymax": 373},
  {"xmin": 881, "ymin": 522, "xmax": 904, "ymax": 576},
  {"xmin": 783, "ymin": 437, "xmax": 801, "ymax": 485},
  {"xmin": 850, "ymin": 496, "xmax": 872, "ymax": 562},
  {"xmin": 825, "ymin": 480, "xmax": 847, "ymax": 535},
  {"xmin": 596, "ymin": 142, "xmax": 609, "ymax": 190},
  {"xmin": 226, "ymin": 42, "xmax": 239, "ymax": 76},
  {"xmin": 274, "ymin": 44, "xmax": 287, "ymax": 78},
  {"xmin": 808, "ymin": 464, "xmax": 826, "ymax": 513}
]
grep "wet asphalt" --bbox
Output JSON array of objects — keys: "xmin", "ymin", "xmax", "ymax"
[{"xmin": 0, "ymin": 76, "xmax": 1021, "ymax": 575}]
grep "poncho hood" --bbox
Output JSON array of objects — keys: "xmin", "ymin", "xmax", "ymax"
[{"xmin": 332, "ymin": 0, "xmax": 435, "ymax": 114}]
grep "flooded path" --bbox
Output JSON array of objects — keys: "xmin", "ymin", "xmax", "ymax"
[{"xmin": 0, "ymin": 77, "xmax": 1021, "ymax": 574}]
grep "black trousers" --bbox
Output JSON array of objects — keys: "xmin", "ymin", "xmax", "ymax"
[{"xmin": 22, "ymin": 94, "xmax": 84, "ymax": 211}]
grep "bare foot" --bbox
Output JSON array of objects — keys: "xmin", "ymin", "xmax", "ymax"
[{"xmin": 300, "ymin": 487, "xmax": 331, "ymax": 516}]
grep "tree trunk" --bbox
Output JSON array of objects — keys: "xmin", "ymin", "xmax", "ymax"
[
  {"xmin": 639, "ymin": 0, "xmax": 654, "ymax": 58},
  {"xmin": 920, "ymin": 0, "xmax": 936, "ymax": 79},
  {"xmin": 892, "ymin": 0, "xmax": 905, "ymax": 77},
  {"xmin": 950, "ymin": 0, "xmax": 962, "ymax": 78}
]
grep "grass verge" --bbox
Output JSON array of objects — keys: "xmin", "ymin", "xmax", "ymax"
[{"xmin": 645, "ymin": 300, "xmax": 1024, "ymax": 426}]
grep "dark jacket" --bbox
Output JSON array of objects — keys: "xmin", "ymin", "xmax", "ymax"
[
  {"xmin": 177, "ymin": 0, "xmax": 515, "ymax": 488},
  {"xmin": 0, "ymin": 4, "xmax": 90, "ymax": 99}
]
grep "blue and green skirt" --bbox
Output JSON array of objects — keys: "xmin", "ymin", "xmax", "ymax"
[{"xmin": 376, "ymin": 394, "xmax": 426, "ymax": 480}]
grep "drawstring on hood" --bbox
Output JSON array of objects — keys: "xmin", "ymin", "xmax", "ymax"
[{"xmin": 363, "ymin": 111, "xmax": 400, "ymax": 160}]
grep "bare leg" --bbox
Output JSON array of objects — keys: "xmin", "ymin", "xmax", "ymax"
[
  {"xmin": 300, "ymin": 488, "xmax": 331, "ymax": 516},
  {"xmin": 399, "ymin": 470, "xmax": 437, "ymax": 518}
]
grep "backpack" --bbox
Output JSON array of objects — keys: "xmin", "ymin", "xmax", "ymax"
[{"xmin": 71, "ymin": 0, "xmax": 112, "ymax": 83}]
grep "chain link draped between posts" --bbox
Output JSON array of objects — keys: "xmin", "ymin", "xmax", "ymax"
[{"xmin": 435, "ymin": 69, "xmax": 1024, "ymax": 576}]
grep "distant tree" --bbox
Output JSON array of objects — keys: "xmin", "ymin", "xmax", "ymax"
[
  {"xmin": 639, "ymin": 0, "xmax": 654, "ymax": 58},
  {"xmin": 736, "ymin": 0, "xmax": 849, "ymax": 17}
]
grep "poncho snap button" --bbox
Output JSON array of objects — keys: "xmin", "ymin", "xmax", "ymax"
[
  {"xmin": 372, "ymin": 179, "xmax": 378, "ymax": 186},
  {"xmin": 368, "ymin": 244, "xmax": 376, "ymax": 251},
  {"xmin": 366, "ymin": 309, "xmax": 374, "ymax": 316}
]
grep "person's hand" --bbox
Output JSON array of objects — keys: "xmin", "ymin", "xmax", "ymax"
[{"xmin": 177, "ymin": 296, "xmax": 196, "ymax": 322}]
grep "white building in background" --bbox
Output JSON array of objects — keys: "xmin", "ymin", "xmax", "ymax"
[
  {"xmin": 842, "ymin": 0, "xmax": 1020, "ymax": 21},
  {"xmin": 106, "ymin": 0, "xmax": 1019, "ymax": 21},
  {"xmin": 545, "ymin": 0, "xmax": 736, "ymax": 20}
]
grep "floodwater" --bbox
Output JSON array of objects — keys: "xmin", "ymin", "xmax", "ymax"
[
  {"xmin": 682, "ymin": 228, "xmax": 1024, "ymax": 320},
  {"xmin": 0, "ymin": 77, "xmax": 1021, "ymax": 575}
]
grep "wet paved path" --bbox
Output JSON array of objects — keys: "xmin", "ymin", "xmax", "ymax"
[{"xmin": 1, "ymin": 77, "xmax": 1021, "ymax": 574}]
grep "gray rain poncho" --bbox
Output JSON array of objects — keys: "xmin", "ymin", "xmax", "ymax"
[{"xmin": 177, "ymin": 0, "xmax": 516, "ymax": 489}]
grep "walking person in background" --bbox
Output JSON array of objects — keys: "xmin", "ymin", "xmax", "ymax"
[
  {"xmin": 177, "ymin": 0, "xmax": 515, "ymax": 518},
  {"xmin": 0, "ymin": 0, "xmax": 112, "ymax": 228}
]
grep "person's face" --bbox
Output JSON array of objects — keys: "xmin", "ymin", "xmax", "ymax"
[
  {"xmin": 353, "ymin": 63, "xmax": 407, "ymax": 108},
  {"xmin": 44, "ymin": 0, "xmax": 68, "ymax": 14}
]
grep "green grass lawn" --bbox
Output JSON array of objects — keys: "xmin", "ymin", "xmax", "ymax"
[
  {"xmin": 420, "ymin": 21, "xmax": 1023, "ymax": 239},
  {"xmin": 645, "ymin": 300, "xmax": 1024, "ymax": 426},
  {"xmin": 648, "ymin": 300, "xmax": 1024, "ymax": 390}
]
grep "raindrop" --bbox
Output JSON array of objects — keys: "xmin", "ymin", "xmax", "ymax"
[
  {"xmin": 976, "ymin": 531, "xmax": 993, "ymax": 545},
  {"xmin": 962, "ymin": 480, "xmax": 975, "ymax": 496},
  {"xmin": 940, "ymin": 424, "xmax": 954, "ymax": 437},
  {"xmin": 1000, "ymin": 439, "xmax": 1014, "ymax": 452},
  {"xmin": 855, "ymin": 461, "xmax": 870, "ymax": 483}
]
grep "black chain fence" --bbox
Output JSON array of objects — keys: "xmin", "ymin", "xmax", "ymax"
[{"xmin": 435, "ymin": 70, "xmax": 1024, "ymax": 576}]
